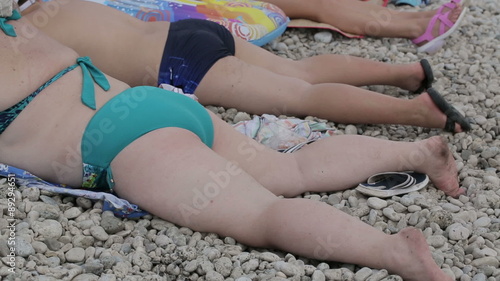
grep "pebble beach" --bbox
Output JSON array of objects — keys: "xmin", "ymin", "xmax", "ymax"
[{"xmin": 1, "ymin": 0, "xmax": 499, "ymax": 280}]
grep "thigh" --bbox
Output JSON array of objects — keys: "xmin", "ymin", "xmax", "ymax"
[
  {"xmin": 110, "ymin": 127, "xmax": 278, "ymax": 240},
  {"xmin": 195, "ymin": 55, "xmax": 310, "ymax": 117},
  {"xmin": 208, "ymin": 111, "xmax": 306, "ymax": 195},
  {"xmin": 232, "ymin": 37, "xmax": 307, "ymax": 79}
]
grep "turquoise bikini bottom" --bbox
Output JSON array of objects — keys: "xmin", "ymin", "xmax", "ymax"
[{"xmin": 81, "ymin": 86, "xmax": 214, "ymax": 190}]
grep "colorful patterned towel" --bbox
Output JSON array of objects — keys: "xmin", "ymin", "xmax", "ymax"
[
  {"xmin": 0, "ymin": 164, "xmax": 148, "ymax": 218},
  {"xmin": 233, "ymin": 114, "xmax": 337, "ymax": 152},
  {"xmin": 82, "ymin": 0, "xmax": 289, "ymax": 46}
]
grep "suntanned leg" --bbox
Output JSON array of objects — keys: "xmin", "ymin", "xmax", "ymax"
[
  {"xmin": 234, "ymin": 37, "xmax": 427, "ymax": 90},
  {"xmin": 267, "ymin": 0, "xmax": 423, "ymax": 37},
  {"xmin": 265, "ymin": 0, "xmax": 462, "ymax": 41},
  {"xmin": 28, "ymin": 0, "xmax": 434, "ymax": 90},
  {"xmin": 207, "ymin": 111, "xmax": 465, "ymax": 198},
  {"xmin": 110, "ymin": 126, "xmax": 453, "ymax": 281},
  {"xmin": 196, "ymin": 56, "xmax": 465, "ymax": 132}
]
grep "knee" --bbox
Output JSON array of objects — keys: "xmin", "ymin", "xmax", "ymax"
[
  {"xmin": 284, "ymin": 154, "xmax": 309, "ymax": 197},
  {"xmin": 266, "ymin": 154, "xmax": 308, "ymax": 198},
  {"xmin": 283, "ymin": 83, "xmax": 320, "ymax": 117}
]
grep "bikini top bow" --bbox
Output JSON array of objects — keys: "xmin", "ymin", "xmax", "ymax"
[
  {"xmin": 0, "ymin": 10, "xmax": 21, "ymax": 37},
  {"xmin": 77, "ymin": 56, "xmax": 111, "ymax": 110}
]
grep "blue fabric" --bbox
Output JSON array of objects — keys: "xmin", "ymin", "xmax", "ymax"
[
  {"xmin": 250, "ymin": 18, "xmax": 289, "ymax": 47},
  {"xmin": 392, "ymin": 0, "xmax": 430, "ymax": 6},
  {"xmin": 0, "ymin": 163, "xmax": 148, "ymax": 218},
  {"xmin": 158, "ymin": 19, "xmax": 235, "ymax": 94},
  {"xmin": 81, "ymin": 86, "xmax": 214, "ymax": 190}
]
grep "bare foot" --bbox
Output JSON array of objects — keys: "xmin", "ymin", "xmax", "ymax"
[
  {"xmin": 388, "ymin": 228, "xmax": 454, "ymax": 281},
  {"xmin": 411, "ymin": 92, "xmax": 466, "ymax": 133},
  {"xmin": 401, "ymin": 60, "xmax": 435, "ymax": 93},
  {"xmin": 398, "ymin": 62, "xmax": 427, "ymax": 92},
  {"xmin": 413, "ymin": 1, "xmax": 464, "ymax": 47},
  {"xmin": 416, "ymin": 136, "xmax": 465, "ymax": 197}
]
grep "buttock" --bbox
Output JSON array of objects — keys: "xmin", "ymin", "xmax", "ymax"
[
  {"xmin": 158, "ymin": 19, "xmax": 236, "ymax": 94},
  {"xmin": 81, "ymin": 86, "xmax": 214, "ymax": 190}
]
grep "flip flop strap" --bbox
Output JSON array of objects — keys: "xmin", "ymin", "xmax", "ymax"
[
  {"xmin": 412, "ymin": 13, "xmax": 440, "ymax": 44},
  {"xmin": 438, "ymin": 11, "xmax": 454, "ymax": 35},
  {"xmin": 444, "ymin": 116, "xmax": 456, "ymax": 132},
  {"xmin": 438, "ymin": 1, "xmax": 459, "ymax": 32},
  {"xmin": 411, "ymin": 1, "xmax": 458, "ymax": 44}
]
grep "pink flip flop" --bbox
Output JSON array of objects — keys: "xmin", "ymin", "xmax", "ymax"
[{"xmin": 412, "ymin": 0, "xmax": 469, "ymax": 54}]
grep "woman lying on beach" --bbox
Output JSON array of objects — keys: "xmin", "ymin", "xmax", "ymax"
[
  {"xmin": 2, "ymin": 6, "xmax": 464, "ymax": 280},
  {"xmin": 266, "ymin": 0, "xmax": 468, "ymax": 53},
  {"xmin": 22, "ymin": 0, "xmax": 471, "ymax": 133}
]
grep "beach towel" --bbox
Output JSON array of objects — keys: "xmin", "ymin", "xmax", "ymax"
[
  {"xmin": 79, "ymin": 0, "xmax": 290, "ymax": 46},
  {"xmin": 0, "ymin": 164, "xmax": 148, "ymax": 218},
  {"xmin": 233, "ymin": 114, "xmax": 337, "ymax": 152},
  {"xmin": 0, "ymin": 0, "xmax": 13, "ymax": 17}
]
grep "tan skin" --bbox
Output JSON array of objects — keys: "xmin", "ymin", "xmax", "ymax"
[
  {"xmin": 23, "ymin": 0, "xmax": 467, "ymax": 132},
  {"xmin": 1, "ymin": 11, "xmax": 464, "ymax": 281},
  {"xmin": 266, "ymin": 0, "xmax": 464, "ymax": 40}
]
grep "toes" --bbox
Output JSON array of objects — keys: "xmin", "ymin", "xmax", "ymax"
[{"xmin": 446, "ymin": 187, "xmax": 466, "ymax": 198}]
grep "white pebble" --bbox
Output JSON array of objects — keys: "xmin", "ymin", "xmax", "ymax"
[
  {"xmin": 32, "ymin": 220, "xmax": 63, "ymax": 239},
  {"xmin": 90, "ymin": 226, "xmax": 109, "ymax": 242},
  {"xmin": 345, "ymin": 125, "xmax": 358, "ymax": 135},
  {"xmin": 65, "ymin": 247, "xmax": 86, "ymax": 263},
  {"xmin": 447, "ymin": 223, "xmax": 471, "ymax": 240},
  {"xmin": 382, "ymin": 207, "xmax": 401, "ymax": 222},
  {"xmin": 313, "ymin": 31, "xmax": 332, "ymax": 43},
  {"xmin": 367, "ymin": 197, "xmax": 388, "ymax": 210},
  {"xmin": 473, "ymin": 217, "xmax": 491, "ymax": 228}
]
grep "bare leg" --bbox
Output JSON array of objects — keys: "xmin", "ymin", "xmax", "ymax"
[
  {"xmin": 110, "ymin": 124, "xmax": 454, "ymax": 281},
  {"xmin": 197, "ymin": 57, "xmax": 465, "ymax": 132},
  {"xmin": 207, "ymin": 112, "xmax": 465, "ymax": 197},
  {"xmin": 234, "ymin": 37, "xmax": 427, "ymax": 89},
  {"xmin": 266, "ymin": 0, "xmax": 463, "ymax": 40},
  {"xmin": 27, "ymin": 0, "xmax": 442, "ymax": 90}
]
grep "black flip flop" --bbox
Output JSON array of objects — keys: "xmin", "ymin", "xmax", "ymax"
[
  {"xmin": 427, "ymin": 88, "xmax": 471, "ymax": 133},
  {"xmin": 414, "ymin": 59, "xmax": 434, "ymax": 94}
]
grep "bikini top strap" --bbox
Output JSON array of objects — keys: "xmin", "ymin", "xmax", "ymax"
[
  {"xmin": 0, "ymin": 10, "xmax": 21, "ymax": 37},
  {"xmin": 77, "ymin": 56, "xmax": 111, "ymax": 110}
]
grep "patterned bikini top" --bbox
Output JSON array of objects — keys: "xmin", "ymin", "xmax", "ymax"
[
  {"xmin": 0, "ymin": 57, "xmax": 111, "ymax": 134},
  {"xmin": 1, "ymin": 12, "xmax": 109, "ymax": 134}
]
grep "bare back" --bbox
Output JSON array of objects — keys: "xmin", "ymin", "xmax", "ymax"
[
  {"xmin": 23, "ymin": 0, "xmax": 169, "ymax": 86},
  {"xmin": 0, "ymin": 17, "xmax": 129, "ymax": 186}
]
